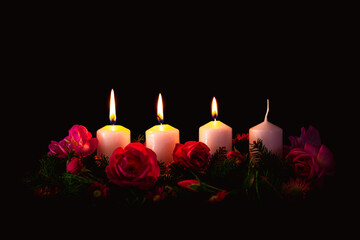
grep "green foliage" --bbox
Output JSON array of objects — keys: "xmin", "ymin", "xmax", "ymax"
[
  {"xmin": 132, "ymin": 134, "xmax": 145, "ymax": 143},
  {"xmin": 26, "ymin": 138, "xmax": 294, "ymax": 206},
  {"xmin": 244, "ymin": 139, "xmax": 288, "ymax": 200}
]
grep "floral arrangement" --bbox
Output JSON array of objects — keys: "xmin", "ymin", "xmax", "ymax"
[{"xmin": 26, "ymin": 125, "xmax": 335, "ymax": 207}]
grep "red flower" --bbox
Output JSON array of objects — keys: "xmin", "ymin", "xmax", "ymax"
[
  {"xmin": 145, "ymin": 186, "xmax": 170, "ymax": 202},
  {"xmin": 106, "ymin": 143, "xmax": 160, "ymax": 190},
  {"xmin": 173, "ymin": 141, "xmax": 211, "ymax": 171},
  {"xmin": 233, "ymin": 133, "xmax": 249, "ymax": 153},
  {"xmin": 34, "ymin": 186, "xmax": 60, "ymax": 198},
  {"xmin": 208, "ymin": 190, "xmax": 229, "ymax": 203},
  {"xmin": 177, "ymin": 179, "xmax": 201, "ymax": 192},
  {"xmin": 88, "ymin": 181, "xmax": 109, "ymax": 199},
  {"xmin": 66, "ymin": 157, "xmax": 83, "ymax": 174},
  {"xmin": 226, "ymin": 151, "xmax": 244, "ymax": 163}
]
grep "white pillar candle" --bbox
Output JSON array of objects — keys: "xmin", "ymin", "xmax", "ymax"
[
  {"xmin": 97, "ymin": 89, "xmax": 130, "ymax": 158},
  {"xmin": 146, "ymin": 93, "xmax": 179, "ymax": 163},
  {"xmin": 249, "ymin": 99, "xmax": 283, "ymax": 157},
  {"xmin": 199, "ymin": 97, "xmax": 232, "ymax": 154}
]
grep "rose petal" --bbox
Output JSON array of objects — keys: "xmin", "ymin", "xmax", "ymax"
[
  {"xmin": 303, "ymin": 125, "xmax": 321, "ymax": 148},
  {"xmin": 317, "ymin": 145, "xmax": 335, "ymax": 176},
  {"xmin": 304, "ymin": 143, "xmax": 319, "ymax": 157},
  {"xmin": 178, "ymin": 179, "xmax": 200, "ymax": 192}
]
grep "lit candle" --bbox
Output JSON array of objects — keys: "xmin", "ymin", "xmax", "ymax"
[
  {"xmin": 199, "ymin": 97, "xmax": 232, "ymax": 154},
  {"xmin": 249, "ymin": 99, "xmax": 283, "ymax": 157},
  {"xmin": 97, "ymin": 89, "xmax": 131, "ymax": 158},
  {"xmin": 146, "ymin": 93, "xmax": 180, "ymax": 164}
]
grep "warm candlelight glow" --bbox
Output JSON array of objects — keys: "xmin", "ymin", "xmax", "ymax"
[
  {"xmin": 157, "ymin": 93, "xmax": 164, "ymax": 124},
  {"xmin": 109, "ymin": 89, "xmax": 116, "ymax": 125},
  {"xmin": 211, "ymin": 97, "xmax": 218, "ymax": 121}
]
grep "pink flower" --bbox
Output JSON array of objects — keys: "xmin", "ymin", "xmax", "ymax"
[
  {"xmin": 286, "ymin": 143, "xmax": 335, "ymax": 184},
  {"xmin": 173, "ymin": 141, "xmax": 211, "ymax": 171},
  {"xmin": 66, "ymin": 125, "xmax": 98, "ymax": 157},
  {"xmin": 48, "ymin": 125, "xmax": 98, "ymax": 158},
  {"xmin": 66, "ymin": 157, "xmax": 83, "ymax": 174},
  {"xmin": 284, "ymin": 125, "xmax": 321, "ymax": 155},
  {"xmin": 106, "ymin": 143, "xmax": 160, "ymax": 190},
  {"xmin": 48, "ymin": 139, "xmax": 72, "ymax": 159},
  {"xmin": 177, "ymin": 179, "xmax": 201, "ymax": 192}
]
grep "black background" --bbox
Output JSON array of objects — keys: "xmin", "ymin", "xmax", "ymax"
[
  {"xmin": 20, "ymin": 18, "xmax": 341, "ymax": 173},
  {"xmin": 12, "ymin": 10, "xmax": 350, "ymax": 225}
]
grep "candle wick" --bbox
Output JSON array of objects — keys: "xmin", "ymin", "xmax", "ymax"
[{"xmin": 264, "ymin": 99, "xmax": 269, "ymax": 122}]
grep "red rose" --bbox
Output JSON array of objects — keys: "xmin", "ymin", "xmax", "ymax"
[
  {"xmin": 173, "ymin": 141, "xmax": 211, "ymax": 171},
  {"xmin": 66, "ymin": 157, "xmax": 83, "ymax": 174},
  {"xmin": 287, "ymin": 148, "xmax": 318, "ymax": 179},
  {"xmin": 226, "ymin": 151, "xmax": 244, "ymax": 163},
  {"xmin": 105, "ymin": 143, "xmax": 160, "ymax": 190}
]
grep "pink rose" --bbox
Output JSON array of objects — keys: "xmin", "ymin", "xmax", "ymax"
[
  {"xmin": 48, "ymin": 125, "xmax": 98, "ymax": 158},
  {"xmin": 173, "ymin": 141, "xmax": 211, "ymax": 171},
  {"xmin": 286, "ymin": 143, "xmax": 335, "ymax": 184},
  {"xmin": 284, "ymin": 125, "xmax": 321, "ymax": 155},
  {"xmin": 48, "ymin": 139, "xmax": 72, "ymax": 159},
  {"xmin": 289, "ymin": 125, "xmax": 321, "ymax": 149},
  {"xmin": 106, "ymin": 143, "xmax": 160, "ymax": 190},
  {"xmin": 66, "ymin": 125, "xmax": 98, "ymax": 157},
  {"xmin": 66, "ymin": 157, "xmax": 83, "ymax": 174}
]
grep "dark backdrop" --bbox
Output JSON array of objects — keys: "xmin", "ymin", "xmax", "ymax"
[{"xmin": 16, "ymin": 16, "xmax": 346, "ymax": 213}]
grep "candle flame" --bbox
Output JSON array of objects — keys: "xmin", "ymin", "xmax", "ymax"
[
  {"xmin": 211, "ymin": 97, "xmax": 218, "ymax": 120},
  {"xmin": 157, "ymin": 93, "xmax": 164, "ymax": 124},
  {"xmin": 109, "ymin": 89, "xmax": 116, "ymax": 125}
]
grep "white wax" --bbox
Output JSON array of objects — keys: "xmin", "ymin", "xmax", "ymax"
[
  {"xmin": 199, "ymin": 120, "xmax": 232, "ymax": 154},
  {"xmin": 96, "ymin": 125, "xmax": 131, "ymax": 158},
  {"xmin": 249, "ymin": 99, "xmax": 283, "ymax": 157},
  {"xmin": 145, "ymin": 124, "xmax": 180, "ymax": 164},
  {"xmin": 249, "ymin": 120, "xmax": 283, "ymax": 157}
]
